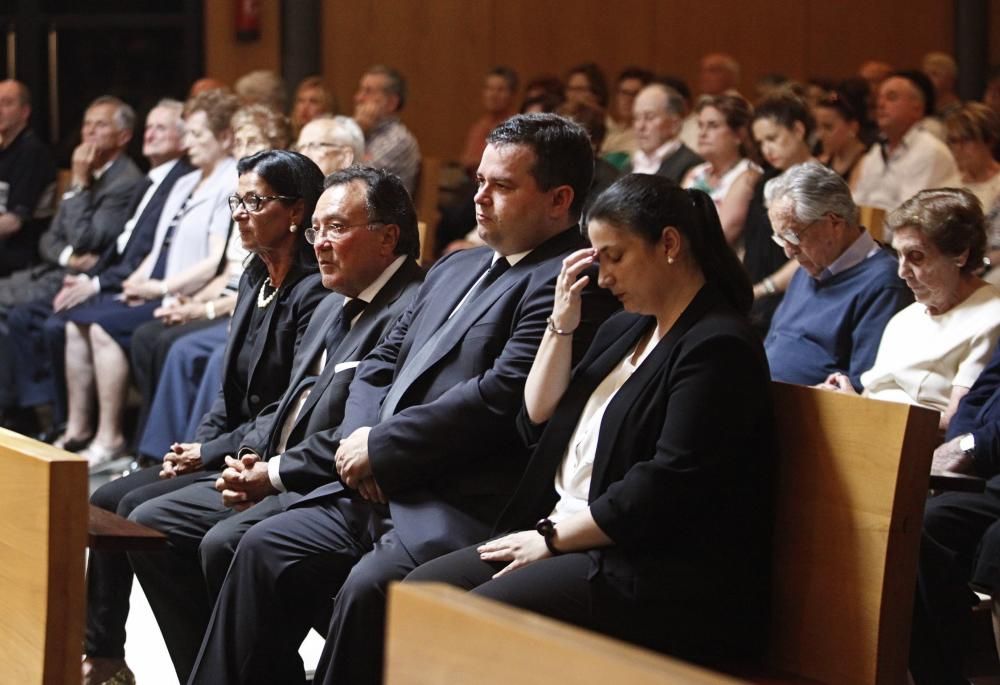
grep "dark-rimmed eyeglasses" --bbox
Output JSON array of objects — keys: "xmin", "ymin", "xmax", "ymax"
[
  {"xmin": 228, "ymin": 193, "xmax": 298, "ymax": 214},
  {"xmin": 305, "ymin": 221, "xmax": 385, "ymax": 245}
]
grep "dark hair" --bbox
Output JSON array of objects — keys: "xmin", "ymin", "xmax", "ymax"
[
  {"xmin": 753, "ymin": 91, "xmax": 815, "ymax": 138},
  {"xmin": 617, "ymin": 67, "xmax": 654, "ymax": 87},
  {"xmin": 890, "ymin": 69, "xmax": 936, "ymax": 116},
  {"xmin": 365, "ymin": 65, "xmax": 407, "ymax": 111},
  {"xmin": 520, "ymin": 93, "xmax": 564, "ymax": 114},
  {"xmin": 487, "ymin": 113, "xmax": 595, "ymax": 218},
  {"xmin": 322, "ymin": 165, "xmax": 419, "ymax": 259},
  {"xmin": 657, "ymin": 75, "xmax": 692, "ymax": 105},
  {"xmin": 817, "ymin": 87, "xmax": 864, "ymax": 124},
  {"xmin": 696, "ymin": 93, "xmax": 757, "ymax": 160},
  {"xmin": 587, "ymin": 175, "xmax": 752, "ymax": 314},
  {"xmin": 488, "ymin": 66, "xmax": 519, "ymax": 93},
  {"xmin": 238, "ymin": 149, "xmax": 324, "ymax": 269},
  {"xmin": 555, "ymin": 101, "xmax": 607, "ymax": 149},
  {"xmin": 886, "ymin": 188, "xmax": 987, "ymax": 275},
  {"xmin": 566, "ymin": 63, "xmax": 609, "ymax": 108}
]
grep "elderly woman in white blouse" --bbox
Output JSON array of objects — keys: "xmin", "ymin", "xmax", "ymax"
[{"xmin": 821, "ymin": 187, "xmax": 1000, "ymax": 430}]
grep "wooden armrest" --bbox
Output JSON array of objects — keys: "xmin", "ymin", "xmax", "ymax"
[
  {"xmin": 88, "ymin": 503, "xmax": 167, "ymax": 551},
  {"xmin": 929, "ymin": 471, "xmax": 986, "ymax": 493}
]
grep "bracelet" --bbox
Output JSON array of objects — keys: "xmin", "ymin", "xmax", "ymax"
[
  {"xmin": 546, "ymin": 316, "xmax": 575, "ymax": 336},
  {"xmin": 535, "ymin": 517, "xmax": 563, "ymax": 555},
  {"xmin": 159, "ymin": 281, "xmax": 169, "ymax": 297},
  {"xmin": 205, "ymin": 301, "xmax": 216, "ymax": 320},
  {"xmin": 761, "ymin": 277, "xmax": 777, "ymax": 295}
]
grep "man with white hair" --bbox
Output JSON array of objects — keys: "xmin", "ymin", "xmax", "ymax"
[
  {"xmin": 764, "ymin": 162, "xmax": 912, "ymax": 390},
  {"xmin": 627, "ymin": 83, "xmax": 702, "ymax": 183},
  {"xmin": 853, "ymin": 71, "xmax": 959, "ymax": 212},
  {"xmin": 296, "ymin": 115, "xmax": 365, "ymax": 176}
]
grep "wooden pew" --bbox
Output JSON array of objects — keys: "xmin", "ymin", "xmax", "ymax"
[
  {"xmin": 384, "ymin": 383, "xmax": 939, "ymax": 685},
  {"xmin": 0, "ymin": 427, "xmax": 88, "ymax": 685},
  {"xmin": 859, "ymin": 205, "xmax": 887, "ymax": 243},
  {"xmin": 385, "ymin": 582, "xmax": 749, "ymax": 685}
]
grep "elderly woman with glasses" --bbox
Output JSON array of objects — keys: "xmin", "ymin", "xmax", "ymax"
[
  {"xmin": 820, "ymin": 188, "xmax": 1000, "ymax": 431},
  {"xmin": 81, "ymin": 149, "xmax": 327, "ymax": 685}
]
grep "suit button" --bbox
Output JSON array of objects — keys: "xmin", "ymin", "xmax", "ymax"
[{"xmin": 249, "ymin": 394, "xmax": 261, "ymax": 405}]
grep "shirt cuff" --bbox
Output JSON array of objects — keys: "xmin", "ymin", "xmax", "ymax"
[
  {"xmin": 267, "ymin": 455, "xmax": 286, "ymax": 493},
  {"xmin": 92, "ymin": 275, "xmax": 102, "ymax": 293},
  {"xmin": 58, "ymin": 245, "xmax": 74, "ymax": 267}
]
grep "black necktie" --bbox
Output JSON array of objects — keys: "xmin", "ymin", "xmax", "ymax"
[
  {"xmin": 377, "ymin": 256, "xmax": 510, "ymax": 421},
  {"xmin": 325, "ymin": 297, "xmax": 367, "ymax": 352}
]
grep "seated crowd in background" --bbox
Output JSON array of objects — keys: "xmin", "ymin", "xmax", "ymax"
[{"xmin": 1, "ymin": 46, "xmax": 1000, "ymax": 685}]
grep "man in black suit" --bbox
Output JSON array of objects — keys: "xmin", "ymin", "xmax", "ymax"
[
  {"xmin": 187, "ymin": 113, "xmax": 620, "ymax": 685},
  {"xmin": 627, "ymin": 83, "xmax": 702, "ymax": 183},
  {"xmin": 0, "ymin": 95, "xmax": 146, "ymax": 430},
  {"xmin": 911, "ymin": 342, "xmax": 1000, "ymax": 685},
  {"xmin": 126, "ymin": 166, "xmax": 424, "ymax": 682}
]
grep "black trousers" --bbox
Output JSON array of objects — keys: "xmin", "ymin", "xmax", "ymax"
[
  {"xmin": 127, "ymin": 475, "xmax": 288, "ymax": 683},
  {"xmin": 911, "ymin": 489, "xmax": 1000, "ymax": 685},
  {"xmin": 188, "ymin": 495, "xmax": 386, "ymax": 685},
  {"xmin": 85, "ymin": 466, "xmax": 204, "ymax": 657}
]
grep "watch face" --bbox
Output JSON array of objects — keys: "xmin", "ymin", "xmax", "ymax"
[{"xmin": 960, "ymin": 433, "xmax": 976, "ymax": 455}]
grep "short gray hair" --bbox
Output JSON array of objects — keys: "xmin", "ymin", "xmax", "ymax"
[
  {"xmin": 643, "ymin": 83, "xmax": 686, "ymax": 117},
  {"xmin": 764, "ymin": 161, "xmax": 859, "ymax": 227},
  {"xmin": 88, "ymin": 95, "xmax": 135, "ymax": 133},
  {"xmin": 154, "ymin": 98, "xmax": 185, "ymax": 135},
  {"xmin": 324, "ymin": 115, "xmax": 365, "ymax": 162}
]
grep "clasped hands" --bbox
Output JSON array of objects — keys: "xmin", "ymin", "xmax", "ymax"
[
  {"xmin": 335, "ymin": 427, "xmax": 386, "ymax": 504},
  {"xmin": 215, "ymin": 452, "xmax": 276, "ymax": 511}
]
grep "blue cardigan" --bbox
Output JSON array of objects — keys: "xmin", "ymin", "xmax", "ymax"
[{"xmin": 764, "ymin": 248, "xmax": 912, "ymax": 391}]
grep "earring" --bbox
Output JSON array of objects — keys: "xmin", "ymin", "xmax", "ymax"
[
  {"xmin": 289, "ymin": 223, "xmax": 297, "ymax": 233},
  {"xmin": 667, "ymin": 256, "xmax": 675, "ymax": 264}
]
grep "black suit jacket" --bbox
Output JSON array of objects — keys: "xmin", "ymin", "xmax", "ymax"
[
  {"xmin": 495, "ymin": 286, "xmax": 775, "ymax": 652},
  {"xmin": 89, "ymin": 159, "xmax": 194, "ymax": 291},
  {"xmin": 625, "ymin": 143, "xmax": 703, "ymax": 184},
  {"xmin": 303, "ymin": 226, "xmax": 620, "ymax": 564},
  {"xmin": 195, "ymin": 261, "xmax": 326, "ymax": 468},
  {"xmin": 239, "ymin": 257, "xmax": 425, "ymax": 493}
]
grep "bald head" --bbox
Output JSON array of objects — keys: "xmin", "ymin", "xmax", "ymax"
[
  {"xmin": 700, "ymin": 53, "xmax": 740, "ymax": 95},
  {"xmin": 633, "ymin": 84, "xmax": 686, "ymax": 153},
  {"xmin": 0, "ymin": 80, "xmax": 31, "ymax": 146},
  {"xmin": 297, "ymin": 116, "xmax": 365, "ymax": 176},
  {"xmin": 876, "ymin": 76, "xmax": 926, "ymax": 143}
]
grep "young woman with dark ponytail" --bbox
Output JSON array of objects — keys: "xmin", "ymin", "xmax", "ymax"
[{"xmin": 406, "ymin": 174, "xmax": 776, "ymax": 664}]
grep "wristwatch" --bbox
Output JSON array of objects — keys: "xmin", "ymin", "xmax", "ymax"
[
  {"xmin": 535, "ymin": 518, "xmax": 563, "ymax": 555},
  {"xmin": 959, "ymin": 433, "xmax": 976, "ymax": 459}
]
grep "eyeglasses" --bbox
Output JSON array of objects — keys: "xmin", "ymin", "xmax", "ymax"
[
  {"xmin": 296, "ymin": 141, "xmax": 348, "ymax": 154},
  {"xmin": 771, "ymin": 216, "xmax": 828, "ymax": 248},
  {"xmin": 228, "ymin": 193, "xmax": 298, "ymax": 213},
  {"xmin": 305, "ymin": 221, "xmax": 385, "ymax": 245}
]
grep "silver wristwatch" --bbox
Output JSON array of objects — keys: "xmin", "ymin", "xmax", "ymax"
[{"xmin": 959, "ymin": 432, "xmax": 976, "ymax": 458}]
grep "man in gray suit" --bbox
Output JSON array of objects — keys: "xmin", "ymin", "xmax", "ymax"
[
  {"xmin": 0, "ymin": 95, "xmax": 142, "ymax": 430},
  {"xmin": 627, "ymin": 83, "xmax": 702, "ymax": 183},
  {"xmin": 0, "ymin": 95, "xmax": 142, "ymax": 308}
]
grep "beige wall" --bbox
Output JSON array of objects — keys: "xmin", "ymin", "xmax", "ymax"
[{"xmin": 205, "ymin": 0, "xmax": 987, "ymax": 161}]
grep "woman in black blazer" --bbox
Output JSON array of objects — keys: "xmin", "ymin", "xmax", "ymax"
[
  {"xmin": 407, "ymin": 175, "xmax": 777, "ymax": 664},
  {"xmin": 82, "ymin": 149, "xmax": 327, "ymax": 685}
]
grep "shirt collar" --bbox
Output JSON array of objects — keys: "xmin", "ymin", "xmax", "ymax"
[
  {"xmin": 820, "ymin": 229, "xmax": 879, "ymax": 279},
  {"xmin": 349, "ymin": 254, "xmax": 407, "ymax": 307}
]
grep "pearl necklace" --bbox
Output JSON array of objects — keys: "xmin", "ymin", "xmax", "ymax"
[{"xmin": 257, "ymin": 278, "xmax": 279, "ymax": 308}]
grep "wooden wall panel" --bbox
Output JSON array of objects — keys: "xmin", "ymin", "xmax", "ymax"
[
  {"xmin": 203, "ymin": 0, "xmax": 282, "ymax": 91},
  {"xmin": 805, "ymin": 0, "xmax": 953, "ymax": 81},
  {"xmin": 200, "ymin": 1, "xmax": 987, "ymax": 160}
]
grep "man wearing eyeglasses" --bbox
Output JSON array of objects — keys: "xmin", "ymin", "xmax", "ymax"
[
  {"xmin": 762, "ymin": 162, "xmax": 912, "ymax": 391},
  {"xmin": 296, "ymin": 115, "xmax": 365, "ymax": 176},
  {"xmin": 127, "ymin": 166, "xmax": 424, "ymax": 682}
]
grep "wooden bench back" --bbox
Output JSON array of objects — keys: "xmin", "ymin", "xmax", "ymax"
[
  {"xmin": 765, "ymin": 383, "xmax": 937, "ymax": 685},
  {"xmin": 385, "ymin": 583, "xmax": 749, "ymax": 685},
  {"xmin": 0, "ymin": 428, "xmax": 88, "ymax": 684},
  {"xmin": 859, "ymin": 205, "xmax": 887, "ymax": 243}
]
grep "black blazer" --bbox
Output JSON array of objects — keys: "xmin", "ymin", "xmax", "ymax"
[
  {"xmin": 496, "ymin": 286, "xmax": 776, "ymax": 655},
  {"xmin": 302, "ymin": 226, "xmax": 620, "ymax": 564},
  {"xmin": 239, "ymin": 257, "xmax": 425, "ymax": 493},
  {"xmin": 195, "ymin": 261, "xmax": 326, "ymax": 468},
  {"xmin": 89, "ymin": 159, "xmax": 194, "ymax": 291},
  {"xmin": 625, "ymin": 143, "xmax": 703, "ymax": 185}
]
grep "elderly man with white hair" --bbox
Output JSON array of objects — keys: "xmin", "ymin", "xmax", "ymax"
[
  {"xmin": 296, "ymin": 115, "xmax": 366, "ymax": 176},
  {"xmin": 764, "ymin": 162, "xmax": 912, "ymax": 390}
]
